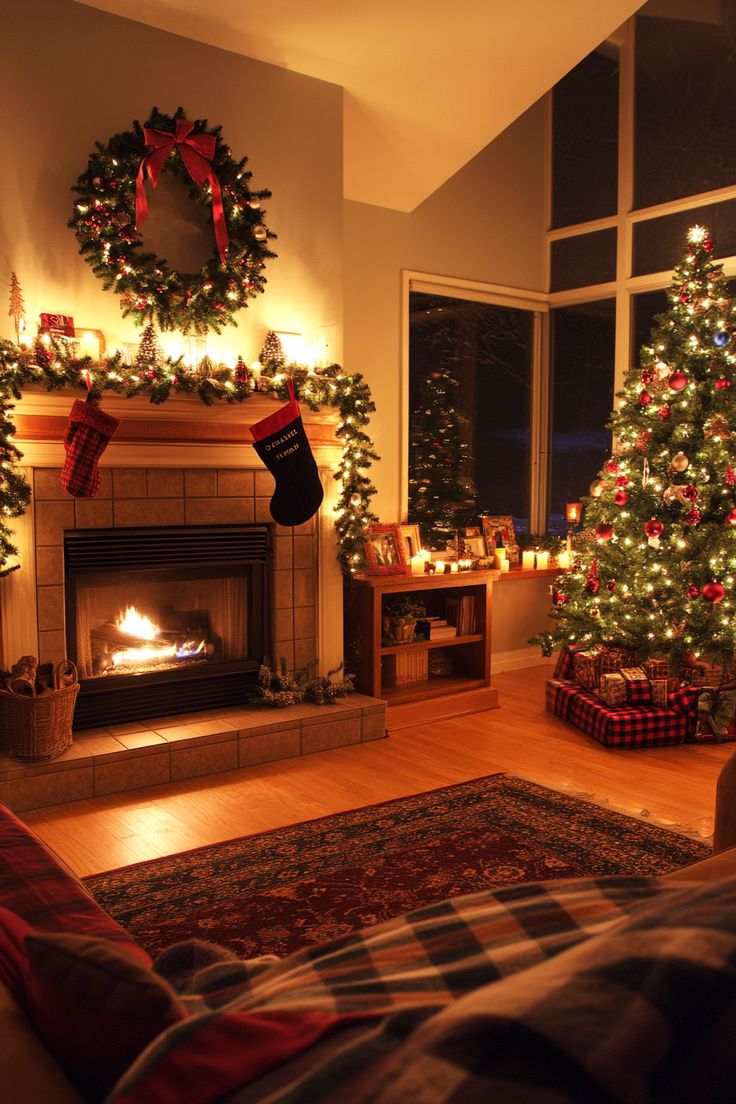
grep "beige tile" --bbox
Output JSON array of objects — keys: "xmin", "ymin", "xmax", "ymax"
[
  {"xmin": 158, "ymin": 726, "xmax": 234, "ymax": 747},
  {"xmin": 255, "ymin": 470, "xmax": 275, "ymax": 496},
  {"xmin": 114, "ymin": 499, "xmax": 185, "ymax": 528},
  {"xmin": 273, "ymin": 641, "xmax": 294, "ymax": 671},
  {"xmin": 294, "ymin": 637, "xmax": 317, "ymax": 669},
  {"xmin": 362, "ymin": 712, "xmax": 387, "ymax": 742},
  {"xmin": 293, "ymin": 535, "xmax": 316, "ymax": 569},
  {"xmin": 185, "ymin": 470, "xmax": 217, "ymax": 497},
  {"xmin": 294, "ymin": 606, "xmax": 317, "ymax": 640},
  {"xmin": 293, "ymin": 569, "xmax": 316, "ymax": 607},
  {"xmin": 94, "ymin": 753, "xmax": 170, "ymax": 796},
  {"xmin": 171, "ymin": 740, "xmax": 238, "ymax": 781},
  {"xmin": 105, "ymin": 720, "xmax": 149, "ymax": 735},
  {"xmin": 113, "ymin": 469, "xmax": 147, "ymax": 498},
  {"xmin": 273, "ymin": 570, "xmax": 294, "ymax": 610},
  {"xmin": 255, "ymin": 497, "xmax": 273, "ymax": 523},
  {"xmin": 146, "ymin": 469, "xmax": 183, "ymax": 497},
  {"xmin": 2, "ymin": 742, "xmax": 94, "ymax": 779},
  {"xmin": 37, "ymin": 585, "xmax": 65, "ymax": 631},
  {"xmin": 239, "ymin": 727, "xmax": 301, "ymax": 766},
  {"xmin": 38, "ymin": 631, "xmax": 66, "ymax": 667},
  {"xmin": 235, "ymin": 715, "xmax": 300, "ymax": 737},
  {"xmin": 35, "ymin": 545, "xmax": 64, "ymax": 585},
  {"xmin": 217, "ymin": 470, "xmax": 255, "ymax": 497},
  {"xmin": 301, "ymin": 717, "xmax": 361, "ymax": 755},
  {"xmin": 96, "ymin": 469, "xmax": 113, "ymax": 497},
  {"xmin": 75, "ymin": 499, "xmax": 113, "ymax": 529},
  {"xmin": 153, "ymin": 724, "xmax": 204, "ymax": 742},
  {"xmin": 143, "ymin": 715, "xmax": 183, "ymax": 729},
  {"xmin": 275, "ymin": 535, "xmax": 293, "ymax": 570},
  {"xmin": 299, "ymin": 703, "xmax": 362, "ymax": 726},
  {"xmin": 7, "ymin": 767, "xmax": 94, "ymax": 812},
  {"xmin": 33, "ymin": 468, "xmax": 65, "ymax": 500},
  {"xmin": 216, "ymin": 709, "xmax": 264, "ymax": 728},
  {"xmin": 114, "ymin": 730, "xmax": 168, "ymax": 751},
  {"xmin": 348, "ymin": 694, "xmax": 386, "ymax": 710},
  {"xmin": 292, "ymin": 516, "xmax": 316, "ymax": 535},
  {"xmin": 185, "ymin": 498, "xmax": 253, "ymax": 525},
  {"xmin": 35, "ymin": 500, "xmax": 74, "ymax": 545},
  {"xmin": 72, "ymin": 735, "xmax": 129, "ymax": 757},
  {"xmin": 188, "ymin": 717, "xmax": 237, "ymax": 737},
  {"xmin": 274, "ymin": 607, "xmax": 293, "ymax": 644}
]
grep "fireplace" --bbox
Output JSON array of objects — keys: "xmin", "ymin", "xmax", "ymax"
[{"xmin": 64, "ymin": 525, "xmax": 272, "ymax": 728}]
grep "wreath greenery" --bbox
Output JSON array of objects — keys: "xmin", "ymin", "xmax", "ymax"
[{"xmin": 69, "ymin": 107, "xmax": 277, "ymax": 334}]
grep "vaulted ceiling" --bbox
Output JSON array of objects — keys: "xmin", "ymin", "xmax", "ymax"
[{"xmin": 76, "ymin": 0, "xmax": 644, "ymax": 211}]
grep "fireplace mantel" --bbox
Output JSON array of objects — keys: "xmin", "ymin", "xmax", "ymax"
[{"xmin": 1, "ymin": 389, "xmax": 344, "ymax": 696}]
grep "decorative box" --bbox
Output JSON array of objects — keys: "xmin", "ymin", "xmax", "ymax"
[
  {"xmin": 649, "ymin": 678, "xmax": 669, "ymax": 708},
  {"xmin": 573, "ymin": 649, "xmax": 603, "ymax": 690},
  {"xmin": 644, "ymin": 659, "xmax": 669, "ymax": 681},
  {"xmin": 620, "ymin": 667, "xmax": 652, "ymax": 705},
  {"xmin": 687, "ymin": 662, "xmax": 723, "ymax": 688},
  {"xmin": 599, "ymin": 672, "xmax": 626, "ymax": 706},
  {"xmin": 546, "ymin": 679, "xmax": 688, "ymax": 749},
  {"xmin": 600, "ymin": 648, "xmax": 635, "ymax": 675}
]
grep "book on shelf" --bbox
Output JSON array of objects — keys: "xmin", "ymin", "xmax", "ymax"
[
  {"xmin": 395, "ymin": 649, "xmax": 428, "ymax": 684},
  {"xmin": 445, "ymin": 594, "xmax": 477, "ymax": 636}
]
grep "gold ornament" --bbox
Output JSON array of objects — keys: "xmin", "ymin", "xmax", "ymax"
[
  {"xmin": 663, "ymin": 484, "xmax": 680, "ymax": 505},
  {"xmin": 589, "ymin": 480, "xmax": 604, "ymax": 498},
  {"xmin": 671, "ymin": 451, "xmax": 689, "ymax": 472}
]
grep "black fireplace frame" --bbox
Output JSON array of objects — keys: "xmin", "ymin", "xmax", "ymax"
[{"xmin": 64, "ymin": 524, "xmax": 272, "ymax": 729}]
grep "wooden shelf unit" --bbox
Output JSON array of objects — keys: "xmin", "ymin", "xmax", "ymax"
[{"xmin": 347, "ymin": 569, "xmax": 499, "ymax": 705}]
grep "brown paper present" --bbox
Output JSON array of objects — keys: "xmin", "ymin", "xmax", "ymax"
[
  {"xmin": 644, "ymin": 659, "xmax": 670, "ymax": 681},
  {"xmin": 649, "ymin": 678, "xmax": 669, "ymax": 708},
  {"xmin": 619, "ymin": 667, "xmax": 648, "ymax": 683},
  {"xmin": 599, "ymin": 672, "xmax": 626, "ymax": 706},
  {"xmin": 600, "ymin": 648, "xmax": 635, "ymax": 675},
  {"xmin": 573, "ymin": 649, "xmax": 603, "ymax": 690},
  {"xmin": 685, "ymin": 661, "xmax": 723, "ymax": 688}
]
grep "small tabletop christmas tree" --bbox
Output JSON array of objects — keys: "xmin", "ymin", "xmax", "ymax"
[{"xmin": 540, "ymin": 225, "xmax": 736, "ymax": 674}]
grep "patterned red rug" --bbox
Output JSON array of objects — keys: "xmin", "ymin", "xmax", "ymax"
[{"xmin": 83, "ymin": 774, "xmax": 708, "ymax": 959}]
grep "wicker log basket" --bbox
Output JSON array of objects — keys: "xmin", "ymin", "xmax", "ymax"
[{"xmin": 0, "ymin": 659, "xmax": 79, "ymax": 762}]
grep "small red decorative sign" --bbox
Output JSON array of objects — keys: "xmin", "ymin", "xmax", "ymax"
[{"xmin": 39, "ymin": 313, "xmax": 75, "ymax": 337}]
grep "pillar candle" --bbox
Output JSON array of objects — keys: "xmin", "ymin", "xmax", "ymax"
[
  {"xmin": 557, "ymin": 550, "xmax": 571, "ymax": 570},
  {"xmin": 434, "ymin": 560, "xmax": 445, "ymax": 574},
  {"xmin": 501, "ymin": 559, "xmax": 510, "ymax": 573},
  {"xmin": 494, "ymin": 547, "xmax": 507, "ymax": 562},
  {"xmin": 535, "ymin": 550, "xmax": 550, "ymax": 570},
  {"xmin": 522, "ymin": 550, "xmax": 535, "ymax": 571},
  {"xmin": 450, "ymin": 562, "xmax": 459, "ymax": 573},
  {"xmin": 410, "ymin": 554, "xmax": 425, "ymax": 576}
]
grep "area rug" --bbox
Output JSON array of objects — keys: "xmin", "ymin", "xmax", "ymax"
[{"xmin": 83, "ymin": 773, "xmax": 709, "ymax": 959}]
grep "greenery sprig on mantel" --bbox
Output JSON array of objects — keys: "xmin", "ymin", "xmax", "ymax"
[{"xmin": 0, "ymin": 337, "xmax": 378, "ymax": 576}]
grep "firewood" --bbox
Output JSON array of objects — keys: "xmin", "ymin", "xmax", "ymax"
[{"xmin": 7, "ymin": 655, "xmax": 38, "ymax": 696}]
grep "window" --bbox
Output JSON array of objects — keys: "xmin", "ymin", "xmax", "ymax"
[{"xmin": 407, "ymin": 291, "xmax": 536, "ymax": 543}]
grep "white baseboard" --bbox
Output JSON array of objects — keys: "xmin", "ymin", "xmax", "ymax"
[{"xmin": 491, "ymin": 646, "xmax": 550, "ymax": 674}]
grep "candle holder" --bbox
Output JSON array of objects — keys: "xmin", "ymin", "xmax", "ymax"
[{"xmin": 565, "ymin": 501, "xmax": 583, "ymax": 556}]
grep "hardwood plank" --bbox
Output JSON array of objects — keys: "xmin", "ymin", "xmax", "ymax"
[{"xmin": 22, "ymin": 664, "xmax": 729, "ymax": 877}]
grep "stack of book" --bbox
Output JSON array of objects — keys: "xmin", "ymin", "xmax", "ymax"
[
  {"xmin": 445, "ymin": 595, "xmax": 477, "ymax": 636},
  {"xmin": 395, "ymin": 650, "xmax": 429, "ymax": 684},
  {"xmin": 420, "ymin": 616, "xmax": 457, "ymax": 640}
]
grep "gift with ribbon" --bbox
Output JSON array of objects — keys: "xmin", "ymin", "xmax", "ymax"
[{"xmin": 135, "ymin": 117, "xmax": 229, "ymax": 264}]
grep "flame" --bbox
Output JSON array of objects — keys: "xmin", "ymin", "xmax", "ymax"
[
  {"xmin": 117, "ymin": 606, "xmax": 159, "ymax": 640},
  {"xmin": 113, "ymin": 644, "xmax": 176, "ymax": 668}
]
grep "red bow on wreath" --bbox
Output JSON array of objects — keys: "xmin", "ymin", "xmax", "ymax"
[{"xmin": 135, "ymin": 118, "xmax": 229, "ymax": 263}]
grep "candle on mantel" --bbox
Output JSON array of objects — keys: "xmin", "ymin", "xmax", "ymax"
[
  {"xmin": 434, "ymin": 560, "xmax": 446, "ymax": 574},
  {"xmin": 419, "ymin": 548, "xmax": 431, "ymax": 563},
  {"xmin": 522, "ymin": 549, "xmax": 536, "ymax": 571},
  {"xmin": 557, "ymin": 550, "xmax": 571, "ymax": 570},
  {"xmin": 459, "ymin": 559, "xmax": 472, "ymax": 571},
  {"xmin": 410, "ymin": 554, "xmax": 425, "ymax": 576},
  {"xmin": 535, "ymin": 550, "xmax": 550, "ymax": 570},
  {"xmin": 494, "ymin": 552, "xmax": 506, "ymax": 570},
  {"xmin": 500, "ymin": 559, "xmax": 510, "ymax": 573},
  {"xmin": 450, "ymin": 562, "xmax": 459, "ymax": 573}
]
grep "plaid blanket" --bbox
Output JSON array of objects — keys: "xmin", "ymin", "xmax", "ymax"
[{"xmin": 107, "ymin": 875, "xmax": 709, "ymax": 1103}]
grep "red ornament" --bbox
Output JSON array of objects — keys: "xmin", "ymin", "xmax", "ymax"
[
  {"xmin": 639, "ymin": 390, "xmax": 652, "ymax": 406},
  {"xmin": 716, "ymin": 378, "xmax": 732, "ymax": 390},
  {"xmin": 681, "ymin": 485, "xmax": 699, "ymax": 501},
  {"xmin": 727, "ymin": 465, "xmax": 736, "ymax": 487},
  {"xmin": 704, "ymin": 238, "xmax": 714, "ymax": 252},
  {"xmin": 643, "ymin": 519, "xmax": 664, "ymax": 539},
  {"xmin": 586, "ymin": 578, "xmax": 600, "ymax": 595},
  {"xmin": 702, "ymin": 582, "xmax": 726, "ymax": 604},
  {"xmin": 614, "ymin": 489, "xmax": 628, "ymax": 506},
  {"xmin": 687, "ymin": 584, "xmax": 700, "ymax": 599},
  {"xmin": 658, "ymin": 405, "xmax": 671, "ymax": 420},
  {"xmin": 604, "ymin": 460, "xmax": 620, "ymax": 474},
  {"xmin": 668, "ymin": 370, "xmax": 688, "ymax": 391},
  {"xmin": 606, "ymin": 580, "xmax": 617, "ymax": 593},
  {"xmin": 684, "ymin": 507, "xmax": 702, "ymax": 526},
  {"xmin": 614, "ymin": 475, "xmax": 630, "ymax": 487},
  {"xmin": 728, "ymin": 507, "xmax": 736, "ymax": 525},
  {"xmin": 594, "ymin": 524, "xmax": 614, "ymax": 542},
  {"xmin": 552, "ymin": 589, "xmax": 569, "ymax": 606},
  {"xmin": 640, "ymin": 368, "xmax": 655, "ymax": 384},
  {"xmin": 679, "ymin": 290, "xmax": 690, "ymax": 303}
]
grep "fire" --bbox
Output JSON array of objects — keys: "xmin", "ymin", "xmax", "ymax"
[{"xmin": 117, "ymin": 606, "xmax": 160, "ymax": 640}]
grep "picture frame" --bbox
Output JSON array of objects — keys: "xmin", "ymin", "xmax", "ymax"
[
  {"xmin": 480, "ymin": 515, "xmax": 520, "ymax": 564},
  {"xmin": 464, "ymin": 526, "xmax": 481, "ymax": 538},
  {"xmin": 364, "ymin": 523, "xmax": 410, "ymax": 575},
  {"xmin": 463, "ymin": 535, "xmax": 487, "ymax": 559},
  {"xmin": 399, "ymin": 522, "xmax": 422, "ymax": 560}
]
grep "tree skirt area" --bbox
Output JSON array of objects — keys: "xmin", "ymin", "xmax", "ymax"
[{"xmin": 83, "ymin": 773, "xmax": 708, "ymax": 959}]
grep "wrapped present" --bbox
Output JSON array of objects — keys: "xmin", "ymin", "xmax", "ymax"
[
  {"xmin": 573, "ymin": 649, "xmax": 603, "ymax": 690},
  {"xmin": 600, "ymin": 648, "xmax": 635, "ymax": 675},
  {"xmin": 554, "ymin": 643, "xmax": 597, "ymax": 681},
  {"xmin": 546, "ymin": 678, "xmax": 687, "ymax": 749},
  {"xmin": 649, "ymin": 678, "xmax": 669, "ymax": 708},
  {"xmin": 620, "ymin": 667, "xmax": 652, "ymax": 705},
  {"xmin": 644, "ymin": 659, "xmax": 669, "ymax": 681},
  {"xmin": 694, "ymin": 681, "xmax": 736, "ymax": 743},
  {"xmin": 599, "ymin": 672, "xmax": 626, "ymax": 706},
  {"xmin": 682, "ymin": 659, "xmax": 724, "ymax": 688}
]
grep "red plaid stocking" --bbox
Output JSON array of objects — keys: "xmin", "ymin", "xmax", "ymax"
[{"xmin": 60, "ymin": 400, "xmax": 119, "ymax": 498}]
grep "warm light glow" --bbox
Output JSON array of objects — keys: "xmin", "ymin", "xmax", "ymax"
[{"xmin": 117, "ymin": 606, "xmax": 159, "ymax": 640}]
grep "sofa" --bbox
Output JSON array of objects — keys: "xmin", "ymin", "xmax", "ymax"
[{"xmin": 3, "ymin": 801, "xmax": 736, "ymax": 1104}]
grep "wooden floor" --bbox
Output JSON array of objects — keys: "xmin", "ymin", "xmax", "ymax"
[{"xmin": 23, "ymin": 663, "xmax": 732, "ymax": 877}]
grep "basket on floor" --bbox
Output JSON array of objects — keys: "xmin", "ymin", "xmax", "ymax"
[{"xmin": 0, "ymin": 663, "xmax": 79, "ymax": 762}]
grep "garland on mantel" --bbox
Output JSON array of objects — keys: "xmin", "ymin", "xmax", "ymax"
[{"xmin": 0, "ymin": 338, "xmax": 378, "ymax": 576}]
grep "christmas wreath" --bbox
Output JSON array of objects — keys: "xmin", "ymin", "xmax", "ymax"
[{"xmin": 69, "ymin": 107, "xmax": 277, "ymax": 334}]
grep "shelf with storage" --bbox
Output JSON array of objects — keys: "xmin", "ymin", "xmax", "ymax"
[{"xmin": 347, "ymin": 569, "xmax": 499, "ymax": 705}]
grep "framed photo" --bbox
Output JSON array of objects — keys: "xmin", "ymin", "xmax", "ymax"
[
  {"xmin": 463, "ymin": 535, "xmax": 487, "ymax": 559},
  {"xmin": 464, "ymin": 526, "xmax": 481, "ymax": 538},
  {"xmin": 364, "ymin": 524, "xmax": 410, "ymax": 575},
  {"xmin": 481, "ymin": 515, "xmax": 520, "ymax": 564},
  {"xmin": 399, "ymin": 523, "xmax": 422, "ymax": 559}
]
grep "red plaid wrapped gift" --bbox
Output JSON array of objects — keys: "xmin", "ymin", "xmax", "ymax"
[
  {"xmin": 546, "ymin": 679, "xmax": 688, "ymax": 748},
  {"xmin": 553, "ymin": 643, "xmax": 591, "ymax": 680},
  {"xmin": 600, "ymin": 647, "xmax": 636, "ymax": 675},
  {"xmin": 650, "ymin": 678, "xmax": 669, "ymax": 708},
  {"xmin": 573, "ymin": 648, "xmax": 604, "ymax": 690},
  {"xmin": 620, "ymin": 667, "xmax": 652, "ymax": 705}
]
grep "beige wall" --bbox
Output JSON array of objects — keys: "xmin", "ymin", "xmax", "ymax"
[
  {"xmin": 343, "ymin": 102, "xmax": 546, "ymax": 525},
  {"xmin": 1, "ymin": 0, "xmax": 343, "ymax": 362}
]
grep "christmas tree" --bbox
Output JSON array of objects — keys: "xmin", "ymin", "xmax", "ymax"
[
  {"xmin": 7, "ymin": 273, "xmax": 24, "ymax": 343},
  {"xmin": 134, "ymin": 323, "xmax": 163, "ymax": 373},
  {"xmin": 408, "ymin": 362, "xmax": 476, "ymax": 547},
  {"xmin": 538, "ymin": 226, "xmax": 736, "ymax": 673}
]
